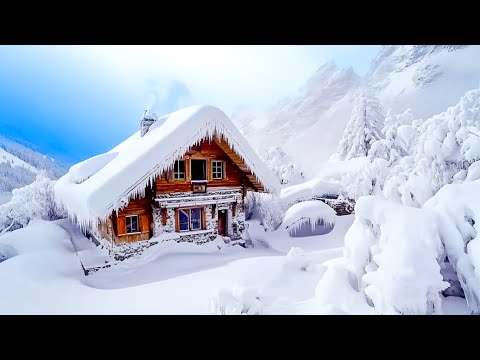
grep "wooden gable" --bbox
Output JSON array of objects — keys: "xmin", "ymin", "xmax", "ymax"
[{"xmin": 155, "ymin": 135, "xmax": 265, "ymax": 194}]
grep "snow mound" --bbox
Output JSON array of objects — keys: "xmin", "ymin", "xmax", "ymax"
[
  {"xmin": 0, "ymin": 219, "xmax": 72, "ymax": 256},
  {"xmin": 210, "ymin": 286, "xmax": 263, "ymax": 315},
  {"xmin": 309, "ymin": 258, "xmax": 374, "ymax": 315},
  {"xmin": 0, "ymin": 243, "xmax": 16, "ymax": 263},
  {"xmin": 68, "ymin": 152, "xmax": 118, "ymax": 184},
  {"xmin": 282, "ymin": 200, "xmax": 336, "ymax": 238},
  {"xmin": 283, "ymin": 247, "xmax": 313, "ymax": 272}
]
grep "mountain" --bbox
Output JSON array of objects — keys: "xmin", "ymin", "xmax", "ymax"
[
  {"xmin": 368, "ymin": 45, "xmax": 478, "ymax": 119},
  {"xmin": 0, "ymin": 136, "xmax": 68, "ymax": 204},
  {"xmin": 233, "ymin": 45, "xmax": 480, "ymax": 177}
]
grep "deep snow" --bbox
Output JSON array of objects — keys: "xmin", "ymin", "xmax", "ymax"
[
  {"xmin": 0, "ymin": 214, "xmax": 470, "ymax": 314},
  {"xmin": 0, "ymin": 215, "xmax": 348, "ymax": 314}
]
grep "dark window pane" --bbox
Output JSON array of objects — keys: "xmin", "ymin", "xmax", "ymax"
[
  {"xmin": 191, "ymin": 208, "xmax": 201, "ymax": 230},
  {"xmin": 126, "ymin": 217, "xmax": 132, "ymax": 233},
  {"xmin": 179, "ymin": 210, "xmax": 189, "ymax": 231},
  {"xmin": 191, "ymin": 160, "xmax": 206, "ymax": 180},
  {"xmin": 132, "ymin": 216, "xmax": 138, "ymax": 232},
  {"xmin": 126, "ymin": 216, "xmax": 139, "ymax": 233}
]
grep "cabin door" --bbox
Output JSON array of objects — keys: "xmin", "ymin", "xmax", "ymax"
[{"xmin": 218, "ymin": 209, "xmax": 227, "ymax": 236}]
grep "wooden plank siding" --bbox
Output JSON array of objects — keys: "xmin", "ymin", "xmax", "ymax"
[
  {"xmin": 156, "ymin": 137, "xmax": 259, "ymax": 195},
  {"xmin": 108, "ymin": 197, "xmax": 153, "ymax": 244}
]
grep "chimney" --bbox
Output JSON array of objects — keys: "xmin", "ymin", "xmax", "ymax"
[{"xmin": 140, "ymin": 110, "xmax": 157, "ymax": 137}]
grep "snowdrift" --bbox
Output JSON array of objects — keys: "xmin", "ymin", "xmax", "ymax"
[{"xmin": 318, "ymin": 179, "xmax": 480, "ymax": 314}]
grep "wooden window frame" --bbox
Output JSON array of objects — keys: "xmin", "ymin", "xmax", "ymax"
[
  {"xmin": 176, "ymin": 207, "xmax": 206, "ymax": 232},
  {"xmin": 173, "ymin": 160, "xmax": 186, "ymax": 180},
  {"xmin": 125, "ymin": 214, "xmax": 140, "ymax": 234},
  {"xmin": 211, "ymin": 160, "xmax": 224, "ymax": 179}
]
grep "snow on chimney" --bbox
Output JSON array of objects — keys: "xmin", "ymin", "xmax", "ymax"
[{"xmin": 140, "ymin": 110, "xmax": 158, "ymax": 137}]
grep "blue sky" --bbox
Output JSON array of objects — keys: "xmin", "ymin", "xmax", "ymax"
[{"xmin": 0, "ymin": 45, "xmax": 380, "ymax": 165}]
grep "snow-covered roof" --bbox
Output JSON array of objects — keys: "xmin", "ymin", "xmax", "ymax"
[{"xmin": 54, "ymin": 105, "xmax": 280, "ymax": 225}]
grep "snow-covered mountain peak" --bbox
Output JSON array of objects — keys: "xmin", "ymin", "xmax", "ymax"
[{"xmin": 233, "ymin": 45, "xmax": 480, "ymax": 172}]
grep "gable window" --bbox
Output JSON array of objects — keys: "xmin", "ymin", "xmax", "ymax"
[
  {"xmin": 126, "ymin": 215, "xmax": 139, "ymax": 234},
  {"xmin": 191, "ymin": 159, "xmax": 207, "ymax": 180},
  {"xmin": 174, "ymin": 160, "xmax": 185, "ymax": 180},
  {"xmin": 178, "ymin": 208, "xmax": 203, "ymax": 232},
  {"xmin": 212, "ymin": 160, "xmax": 224, "ymax": 179}
]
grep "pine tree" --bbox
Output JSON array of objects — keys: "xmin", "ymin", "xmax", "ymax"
[{"xmin": 337, "ymin": 88, "xmax": 384, "ymax": 160}]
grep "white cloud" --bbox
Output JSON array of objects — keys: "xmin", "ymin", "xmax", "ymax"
[{"xmin": 71, "ymin": 45, "xmax": 326, "ymax": 113}]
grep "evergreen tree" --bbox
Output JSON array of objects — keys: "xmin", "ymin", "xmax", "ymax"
[{"xmin": 337, "ymin": 88, "xmax": 384, "ymax": 160}]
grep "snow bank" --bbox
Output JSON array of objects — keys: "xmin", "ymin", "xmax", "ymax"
[
  {"xmin": 282, "ymin": 200, "xmax": 336, "ymax": 238},
  {"xmin": 281, "ymin": 177, "xmax": 341, "ymax": 207},
  {"xmin": 210, "ymin": 286, "xmax": 264, "ymax": 315},
  {"xmin": 0, "ymin": 219, "xmax": 73, "ymax": 263},
  {"xmin": 423, "ymin": 181, "xmax": 480, "ymax": 313},
  {"xmin": 301, "ymin": 258, "xmax": 374, "ymax": 315},
  {"xmin": 54, "ymin": 105, "xmax": 280, "ymax": 226},
  {"xmin": 314, "ymin": 196, "xmax": 449, "ymax": 315},
  {"xmin": 320, "ymin": 177, "xmax": 480, "ymax": 314},
  {"xmin": 68, "ymin": 152, "xmax": 118, "ymax": 184},
  {"xmin": 346, "ymin": 196, "xmax": 448, "ymax": 314}
]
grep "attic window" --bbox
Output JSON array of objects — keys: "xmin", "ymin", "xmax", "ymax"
[
  {"xmin": 212, "ymin": 160, "xmax": 224, "ymax": 179},
  {"xmin": 174, "ymin": 160, "xmax": 185, "ymax": 180},
  {"xmin": 191, "ymin": 159, "xmax": 207, "ymax": 181}
]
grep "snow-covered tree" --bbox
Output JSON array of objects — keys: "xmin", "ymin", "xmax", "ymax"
[
  {"xmin": 259, "ymin": 146, "xmax": 305, "ymax": 185},
  {"xmin": 343, "ymin": 88, "xmax": 480, "ymax": 207},
  {"xmin": 247, "ymin": 192, "xmax": 284, "ymax": 231},
  {"xmin": 0, "ymin": 171, "xmax": 65, "ymax": 234},
  {"xmin": 337, "ymin": 88, "xmax": 385, "ymax": 160},
  {"xmin": 368, "ymin": 108, "xmax": 417, "ymax": 164}
]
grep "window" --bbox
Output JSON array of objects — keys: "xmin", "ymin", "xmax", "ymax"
[
  {"xmin": 126, "ymin": 215, "xmax": 139, "ymax": 234},
  {"xmin": 191, "ymin": 159, "xmax": 206, "ymax": 180},
  {"xmin": 212, "ymin": 160, "xmax": 224, "ymax": 179},
  {"xmin": 174, "ymin": 160, "xmax": 185, "ymax": 180},
  {"xmin": 178, "ymin": 208, "xmax": 203, "ymax": 232}
]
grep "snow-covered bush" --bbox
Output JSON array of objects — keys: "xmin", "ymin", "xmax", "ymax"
[
  {"xmin": 343, "ymin": 196, "xmax": 449, "ymax": 314},
  {"xmin": 259, "ymin": 146, "xmax": 305, "ymax": 185},
  {"xmin": 248, "ymin": 192, "xmax": 284, "ymax": 231},
  {"xmin": 325, "ymin": 179, "xmax": 480, "ymax": 314},
  {"xmin": 337, "ymin": 88, "xmax": 384, "ymax": 160},
  {"xmin": 210, "ymin": 287, "xmax": 263, "ymax": 315},
  {"xmin": 0, "ymin": 171, "xmax": 65, "ymax": 233}
]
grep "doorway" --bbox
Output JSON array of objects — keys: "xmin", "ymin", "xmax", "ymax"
[{"xmin": 218, "ymin": 209, "xmax": 228, "ymax": 236}]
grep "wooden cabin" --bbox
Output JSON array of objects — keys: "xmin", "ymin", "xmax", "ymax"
[{"xmin": 55, "ymin": 105, "xmax": 279, "ymax": 259}]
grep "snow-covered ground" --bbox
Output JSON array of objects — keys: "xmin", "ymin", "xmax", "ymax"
[{"xmin": 0, "ymin": 214, "xmax": 469, "ymax": 314}]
